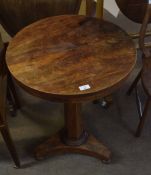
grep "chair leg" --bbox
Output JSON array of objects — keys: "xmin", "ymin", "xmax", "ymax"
[
  {"xmin": 7, "ymin": 73, "xmax": 21, "ymax": 110},
  {"xmin": 7, "ymin": 87, "xmax": 17, "ymax": 117},
  {"xmin": 127, "ymin": 70, "xmax": 141, "ymax": 95},
  {"xmin": 135, "ymin": 98, "xmax": 151, "ymax": 137},
  {"xmin": 0, "ymin": 126, "xmax": 20, "ymax": 168}
]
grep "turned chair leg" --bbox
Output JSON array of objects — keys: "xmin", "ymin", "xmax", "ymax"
[
  {"xmin": 7, "ymin": 73, "xmax": 21, "ymax": 111},
  {"xmin": 0, "ymin": 126, "xmax": 20, "ymax": 168},
  {"xmin": 135, "ymin": 98, "xmax": 151, "ymax": 137},
  {"xmin": 7, "ymin": 87, "xmax": 17, "ymax": 117},
  {"xmin": 127, "ymin": 70, "xmax": 141, "ymax": 95},
  {"xmin": 2, "ymin": 43, "xmax": 20, "ymax": 114}
]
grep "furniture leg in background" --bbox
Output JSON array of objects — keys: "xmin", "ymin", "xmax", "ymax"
[{"xmin": 0, "ymin": 41, "xmax": 20, "ymax": 167}]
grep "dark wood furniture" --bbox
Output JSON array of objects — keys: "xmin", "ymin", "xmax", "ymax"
[
  {"xmin": 116, "ymin": 1, "xmax": 151, "ymax": 137},
  {"xmin": 115, "ymin": 0, "xmax": 151, "ymax": 95},
  {"xmin": 0, "ymin": 39, "xmax": 20, "ymax": 167},
  {"xmin": 0, "ymin": 0, "xmax": 83, "ymax": 113},
  {"xmin": 115, "ymin": 0, "xmax": 151, "ymax": 23},
  {"xmin": 115, "ymin": 0, "xmax": 151, "ymax": 40},
  {"xmin": 6, "ymin": 15, "xmax": 136, "ymax": 161},
  {"xmin": 132, "ymin": 4, "xmax": 151, "ymax": 137},
  {"xmin": 0, "ymin": 0, "xmax": 85, "ymax": 167},
  {"xmin": 0, "ymin": 0, "xmax": 82, "ymax": 36}
]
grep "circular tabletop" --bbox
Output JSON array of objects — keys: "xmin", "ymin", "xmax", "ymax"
[{"xmin": 6, "ymin": 15, "xmax": 136, "ymax": 102}]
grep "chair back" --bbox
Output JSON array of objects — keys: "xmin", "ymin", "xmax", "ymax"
[
  {"xmin": 0, "ymin": 35, "xmax": 7, "ymax": 126},
  {"xmin": 139, "ymin": 4, "xmax": 151, "ymax": 57},
  {"xmin": 115, "ymin": 0, "xmax": 151, "ymax": 23},
  {"xmin": 0, "ymin": 0, "xmax": 82, "ymax": 36}
]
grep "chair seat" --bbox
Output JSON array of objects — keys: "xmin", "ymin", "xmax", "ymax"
[{"xmin": 141, "ymin": 58, "xmax": 151, "ymax": 95}]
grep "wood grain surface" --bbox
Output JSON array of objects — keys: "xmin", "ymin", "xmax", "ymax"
[
  {"xmin": 6, "ymin": 15, "xmax": 136, "ymax": 102},
  {"xmin": 35, "ymin": 132, "xmax": 111, "ymax": 161}
]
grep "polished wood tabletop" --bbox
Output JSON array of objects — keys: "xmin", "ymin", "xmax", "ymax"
[
  {"xmin": 6, "ymin": 15, "xmax": 136, "ymax": 102},
  {"xmin": 6, "ymin": 15, "xmax": 136, "ymax": 162}
]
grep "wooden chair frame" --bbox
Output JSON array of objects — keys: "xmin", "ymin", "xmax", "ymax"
[
  {"xmin": 0, "ymin": 38, "xmax": 20, "ymax": 167},
  {"xmin": 131, "ymin": 4, "xmax": 151, "ymax": 137},
  {"xmin": 95, "ymin": 0, "xmax": 151, "ymax": 47},
  {"xmin": 92, "ymin": 2, "xmax": 151, "ymax": 134}
]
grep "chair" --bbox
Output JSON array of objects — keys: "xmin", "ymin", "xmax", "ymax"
[
  {"xmin": 115, "ymin": 0, "xmax": 151, "ymax": 95},
  {"xmin": 94, "ymin": 1, "xmax": 151, "ymax": 136},
  {"xmin": 0, "ymin": 36, "xmax": 20, "ymax": 167},
  {"xmin": 115, "ymin": 1, "xmax": 151, "ymax": 136},
  {"xmin": 133, "ymin": 4, "xmax": 151, "ymax": 137},
  {"xmin": 94, "ymin": 0, "xmax": 151, "ymax": 108},
  {"xmin": 0, "ymin": 0, "xmax": 85, "ymax": 166}
]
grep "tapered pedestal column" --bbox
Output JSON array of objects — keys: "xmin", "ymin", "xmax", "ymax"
[{"xmin": 34, "ymin": 102, "xmax": 111, "ymax": 162}]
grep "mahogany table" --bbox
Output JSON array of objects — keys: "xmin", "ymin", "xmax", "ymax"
[{"xmin": 6, "ymin": 15, "xmax": 136, "ymax": 162}]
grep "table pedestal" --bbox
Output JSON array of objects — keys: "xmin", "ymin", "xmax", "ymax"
[{"xmin": 34, "ymin": 103, "xmax": 111, "ymax": 162}]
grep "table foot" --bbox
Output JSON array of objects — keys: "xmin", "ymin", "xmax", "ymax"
[{"xmin": 34, "ymin": 133, "xmax": 111, "ymax": 161}]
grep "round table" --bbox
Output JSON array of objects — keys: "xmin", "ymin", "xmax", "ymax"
[{"xmin": 6, "ymin": 15, "xmax": 136, "ymax": 162}]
